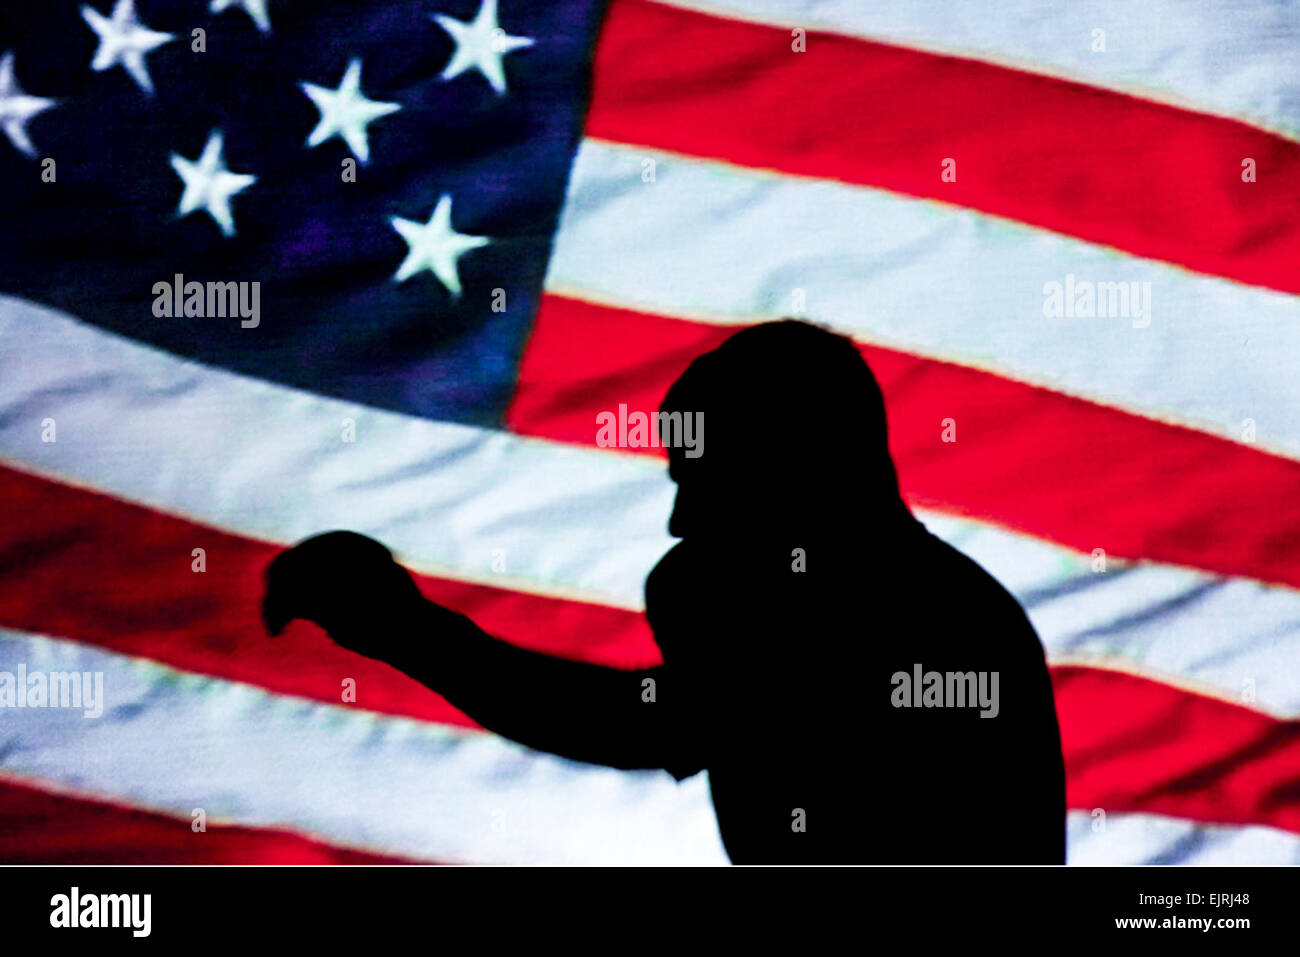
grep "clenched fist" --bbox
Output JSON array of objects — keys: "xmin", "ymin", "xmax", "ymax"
[{"xmin": 262, "ymin": 531, "xmax": 425, "ymax": 662}]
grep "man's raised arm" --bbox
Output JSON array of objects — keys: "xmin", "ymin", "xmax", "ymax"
[
  {"xmin": 262, "ymin": 532, "xmax": 700, "ymax": 778},
  {"xmin": 388, "ymin": 600, "xmax": 695, "ymax": 773}
]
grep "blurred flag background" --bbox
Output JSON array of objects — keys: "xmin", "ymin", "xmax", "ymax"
[{"xmin": 1, "ymin": 0, "xmax": 1299, "ymax": 863}]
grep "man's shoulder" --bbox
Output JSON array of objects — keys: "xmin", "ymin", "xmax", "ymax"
[{"xmin": 902, "ymin": 528, "xmax": 1045, "ymax": 651}]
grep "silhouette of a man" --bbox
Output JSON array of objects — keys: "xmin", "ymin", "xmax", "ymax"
[{"xmin": 263, "ymin": 320, "xmax": 1066, "ymax": 863}]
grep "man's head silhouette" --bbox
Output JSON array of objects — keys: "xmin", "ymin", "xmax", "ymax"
[{"xmin": 659, "ymin": 320, "xmax": 907, "ymax": 539}]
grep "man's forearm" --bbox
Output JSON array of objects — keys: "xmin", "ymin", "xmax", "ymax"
[{"xmin": 386, "ymin": 599, "xmax": 682, "ymax": 772}]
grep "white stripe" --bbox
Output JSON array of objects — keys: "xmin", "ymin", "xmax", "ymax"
[
  {"xmin": 0, "ymin": 630, "xmax": 728, "ymax": 865},
  {"xmin": 547, "ymin": 140, "xmax": 1300, "ymax": 459},
  {"xmin": 1067, "ymin": 809, "xmax": 1300, "ymax": 865},
  {"xmin": 1, "ymin": 625, "xmax": 1291, "ymax": 865},
  {"xmin": 0, "ymin": 294, "xmax": 673, "ymax": 611},
  {"xmin": 3, "ymin": 295, "xmax": 1300, "ymax": 714},
  {"xmin": 652, "ymin": 0, "xmax": 1300, "ymax": 140},
  {"xmin": 924, "ymin": 515, "xmax": 1300, "ymax": 718},
  {"xmin": 1, "ymin": 629, "xmax": 1291, "ymax": 865}
]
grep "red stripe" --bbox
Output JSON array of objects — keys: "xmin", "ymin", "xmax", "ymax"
[
  {"xmin": 507, "ymin": 293, "xmax": 1300, "ymax": 590},
  {"xmin": 0, "ymin": 463, "xmax": 659, "ymax": 730},
  {"xmin": 588, "ymin": 0, "xmax": 1300, "ymax": 295},
  {"xmin": 0, "ymin": 776, "xmax": 424, "ymax": 864},
  {"xmin": 3, "ymin": 465, "xmax": 1298, "ymax": 835},
  {"xmin": 1054, "ymin": 666, "xmax": 1300, "ymax": 834}
]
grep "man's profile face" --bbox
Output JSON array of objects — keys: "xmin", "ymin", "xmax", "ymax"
[{"xmin": 666, "ymin": 444, "xmax": 704, "ymax": 539}]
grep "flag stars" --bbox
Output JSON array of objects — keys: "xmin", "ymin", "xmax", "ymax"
[
  {"xmin": 0, "ymin": 52, "xmax": 56, "ymax": 157},
  {"xmin": 82, "ymin": 0, "xmax": 174, "ymax": 95},
  {"xmin": 432, "ymin": 0, "xmax": 534, "ymax": 95},
  {"xmin": 301, "ymin": 59, "xmax": 401, "ymax": 164},
  {"xmin": 210, "ymin": 0, "xmax": 271, "ymax": 34},
  {"xmin": 390, "ymin": 194, "xmax": 489, "ymax": 297},
  {"xmin": 170, "ymin": 131, "xmax": 257, "ymax": 237}
]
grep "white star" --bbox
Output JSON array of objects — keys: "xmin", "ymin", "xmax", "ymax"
[
  {"xmin": 82, "ymin": 0, "xmax": 174, "ymax": 95},
  {"xmin": 390, "ymin": 195, "xmax": 489, "ymax": 297},
  {"xmin": 210, "ymin": 0, "xmax": 271, "ymax": 34},
  {"xmin": 432, "ymin": 0, "xmax": 534, "ymax": 95},
  {"xmin": 300, "ymin": 59, "xmax": 400, "ymax": 164},
  {"xmin": 170, "ymin": 131, "xmax": 257, "ymax": 237},
  {"xmin": 0, "ymin": 52, "xmax": 56, "ymax": 158}
]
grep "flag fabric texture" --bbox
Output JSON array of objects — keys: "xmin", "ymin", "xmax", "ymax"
[{"xmin": 1, "ymin": 0, "xmax": 1299, "ymax": 864}]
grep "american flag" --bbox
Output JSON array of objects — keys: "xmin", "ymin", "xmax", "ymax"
[{"xmin": 0, "ymin": 0, "xmax": 1298, "ymax": 864}]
